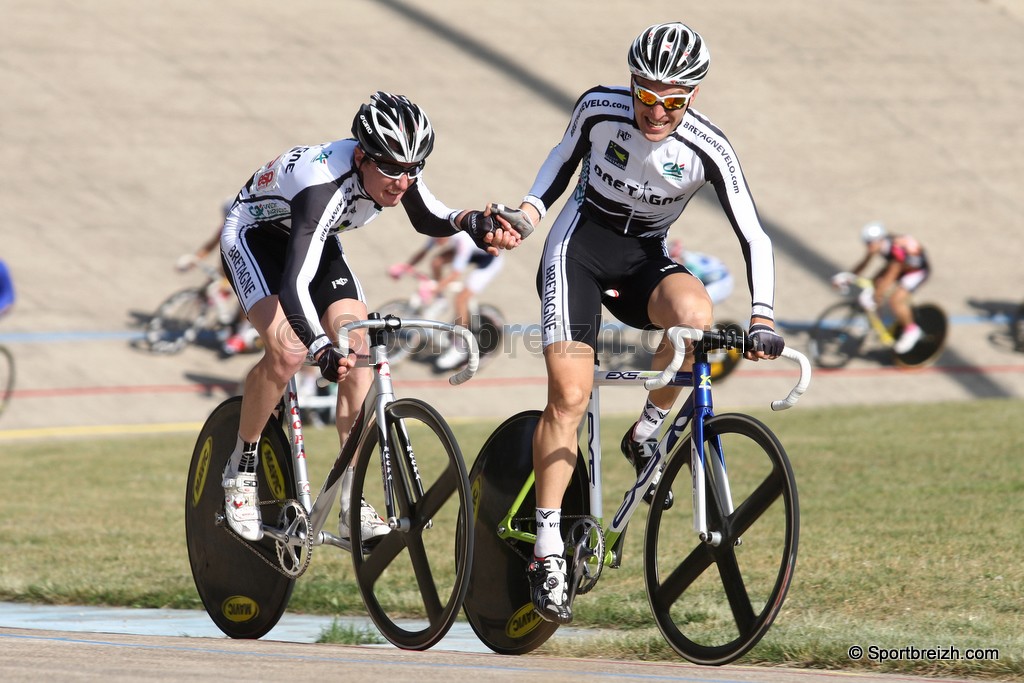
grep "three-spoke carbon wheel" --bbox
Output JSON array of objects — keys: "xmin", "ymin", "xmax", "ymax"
[
  {"xmin": 644, "ymin": 413, "xmax": 799, "ymax": 665},
  {"xmin": 348, "ymin": 398, "xmax": 473, "ymax": 650}
]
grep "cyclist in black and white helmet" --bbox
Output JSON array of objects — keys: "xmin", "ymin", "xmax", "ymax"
[
  {"xmin": 487, "ymin": 23, "xmax": 783, "ymax": 625},
  {"xmin": 217, "ymin": 91, "xmax": 522, "ymax": 545}
]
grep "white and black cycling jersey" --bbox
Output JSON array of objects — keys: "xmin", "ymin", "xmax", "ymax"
[
  {"xmin": 222, "ymin": 138, "xmax": 461, "ymax": 355},
  {"xmin": 525, "ymin": 85, "xmax": 775, "ymax": 321}
]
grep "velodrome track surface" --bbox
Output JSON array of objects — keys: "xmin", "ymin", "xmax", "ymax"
[
  {"xmin": 0, "ymin": 627, "xmax": 982, "ymax": 683},
  {"xmin": 1, "ymin": 1, "xmax": 1022, "ymax": 679}
]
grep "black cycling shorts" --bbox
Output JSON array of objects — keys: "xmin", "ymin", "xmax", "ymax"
[
  {"xmin": 221, "ymin": 226, "xmax": 363, "ymax": 316},
  {"xmin": 535, "ymin": 214, "xmax": 691, "ymax": 349}
]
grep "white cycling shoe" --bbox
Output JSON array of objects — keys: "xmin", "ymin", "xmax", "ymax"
[
  {"xmin": 339, "ymin": 497, "xmax": 391, "ymax": 543},
  {"xmin": 435, "ymin": 344, "xmax": 469, "ymax": 371},
  {"xmin": 222, "ymin": 469, "xmax": 263, "ymax": 541},
  {"xmin": 893, "ymin": 324, "xmax": 922, "ymax": 354}
]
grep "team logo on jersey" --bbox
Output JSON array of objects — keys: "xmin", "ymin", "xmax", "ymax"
[
  {"xmin": 604, "ymin": 141, "xmax": 629, "ymax": 170},
  {"xmin": 312, "ymin": 150, "xmax": 332, "ymax": 164},
  {"xmin": 662, "ymin": 162, "xmax": 685, "ymax": 179},
  {"xmin": 616, "ymin": 129, "xmax": 632, "ymax": 142},
  {"xmin": 246, "ymin": 200, "xmax": 289, "ymax": 220},
  {"xmin": 255, "ymin": 168, "xmax": 277, "ymax": 192},
  {"xmin": 331, "ymin": 277, "xmax": 349, "ymax": 289}
]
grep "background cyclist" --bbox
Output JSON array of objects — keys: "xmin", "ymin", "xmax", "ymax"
[
  {"xmin": 835, "ymin": 221, "xmax": 930, "ymax": 354},
  {"xmin": 218, "ymin": 91, "xmax": 519, "ymax": 544},
  {"xmin": 667, "ymin": 239, "xmax": 733, "ymax": 306},
  {"xmin": 174, "ymin": 199, "xmax": 258, "ymax": 356},
  {"xmin": 393, "ymin": 233, "xmax": 505, "ymax": 371},
  {"xmin": 488, "ymin": 22, "xmax": 784, "ymax": 624}
]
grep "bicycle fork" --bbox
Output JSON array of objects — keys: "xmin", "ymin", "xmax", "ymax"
[
  {"xmin": 368, "ymin": 331, "xmax": 427, "ymax": 533},
  {"xmin": 681, "ymin": 360, "xmax": 737, "ymax": 547}
]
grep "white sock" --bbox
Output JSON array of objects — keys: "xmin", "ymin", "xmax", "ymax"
[
  {"xmin": 632, "ymin": 399, "xmax": 669, "ymax": 442},
  {"xmin": 534, "ymin": 507, "xmax": 563, "ymax": 558},
  {"xmin": 227, "ymin": 435, "xmax": 258, "ymax": 474}
]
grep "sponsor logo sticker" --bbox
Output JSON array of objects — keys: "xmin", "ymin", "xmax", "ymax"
[
  {"xmin": 221, "ymin": 595, "xmax": 260, "ymax": 623},
  {"xmin": 191, "ymin": 437, "xmax": 212, "ymax": 508},
  {"xmin": 506, "ymin": 602, "xmax": 544, "ymax": 638},
  {"xmin": 604, "ymin": 140, "xmax": 629, "ymax": 170}
]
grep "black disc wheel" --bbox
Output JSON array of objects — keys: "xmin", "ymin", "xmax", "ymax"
[
  {"xmin": 473, "ymin": 304, "xmax": 505, "ymax": 358},
  {"xmin": 808, "ymin": 301, "xmax": 869, "ymax": 369},
  {"xmin": 644, "ymin": 413, "xmax": 799, "ymax": 665},
  {"xmin": 185, "ymin": 397, "xmax": 297, "ymax": 639},
  {"xmin": 463, "ymin": 410, "xmax": 589, "ymax": 655},
  {"xmin": 894, "ymin": 303, "xmax": 948, "ymax": 368},
  {"xmin": 348, "ymin": 398, "xmax": 473, "ymax": 650}
]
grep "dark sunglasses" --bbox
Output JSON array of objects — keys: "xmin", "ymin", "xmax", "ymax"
[{"xmin": 372, "ymin": 157, "xmax": 425, "ymax": 180}]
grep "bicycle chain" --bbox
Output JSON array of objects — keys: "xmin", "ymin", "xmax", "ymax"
[{"xmin": 223, "ymin": 498, "xmax": 314, "ymax": 579}]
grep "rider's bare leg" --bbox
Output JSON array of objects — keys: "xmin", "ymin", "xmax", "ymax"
[
  {"xmin": 643, "ymin": 273, "xmax": 714, "ymax": 413},
  {"xmin": 323, "ymin": 299, "xmax": 372, "ymax": 445},
  {"xmin": 238, "ymin": 295, "xmax": 308, "ymax": 444},
  {"xmin": 532, "ymin": 341, "xmax": 595, "ymax": 510},
  {"xmin": 889, "ymin": 286, "xmax": 915, "ymax": 330}
]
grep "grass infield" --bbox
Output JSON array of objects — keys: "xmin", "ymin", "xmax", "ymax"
[{"xmin": 0, "ymin": 398, "xmax": 1021, "ymax": 679}]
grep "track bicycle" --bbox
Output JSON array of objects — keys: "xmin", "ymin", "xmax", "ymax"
[
  {"xmin": 464, "ymin": 326, "xmax": 811, "ymax": 665},
  {"xmin": 808, "ymin": 273, "xmax": 948, "ymax": 369},
  {"xmin": 136, "ymin": 263, "xmax": 244, "ymax": 354},
  {"xmin": 376, "ymin": 268, "xmax": 504, "ymax": 368},
  {"xmin": 186, "ymin": 314, "xmax": 479, "ymax": 649}
]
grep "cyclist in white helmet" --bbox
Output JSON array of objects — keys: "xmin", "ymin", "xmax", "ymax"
[
  {"xmin": 835, "ymin": 221, "xmax": 930, "ymax": 353},
  {"xmin": 218, "ymin": 92, "xmax": 521, "ymax": 544},
  {"xmin": 389, "ymin": 232, "xmax": 505, "ymax": 371},
  {"xmin": 488, "ymin": 22, "xmax": 783, "ymax": 624}
]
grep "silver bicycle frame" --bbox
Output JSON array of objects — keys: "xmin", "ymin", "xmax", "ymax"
[{"xmin": 266, "ymin": 317, "xmax": 479, "ymax": 550}]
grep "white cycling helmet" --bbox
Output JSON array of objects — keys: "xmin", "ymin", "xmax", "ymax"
[
  {"xmin": 860, "ymin": 220, "xmax": 888, "ymax": 243},
  {"xmin": 627, "ymin": 22, "xmax": 711, "ymax": 87},
  {"xmin": 351, "ymin": 91, "xmax": 434, "ymax": 164}
]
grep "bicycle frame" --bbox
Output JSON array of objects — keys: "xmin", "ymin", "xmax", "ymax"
[
  {"xmin": 835, "ymin": 273, "xmax": 897, "ymax": 346},
  {"xmin": 497, "ymin": 327, "xmax": 810, "ymax": 563},
  {"xmin": 260, "ymin": 315, "xmax": 479, "ymax": 552}
]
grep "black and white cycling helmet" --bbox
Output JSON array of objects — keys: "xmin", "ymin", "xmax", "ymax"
[
  {"xmin": 627, "ymin": 22, "xmax": 710, "ymax": 87},
  {"xmin": 351, "ymin": 91, "xmax": 434, "ymax": 164}
]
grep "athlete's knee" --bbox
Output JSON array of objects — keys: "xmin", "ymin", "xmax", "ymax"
[
  {"xmin": 663, "ymin": 298, "xmax": 713, "ymax": 331},
  {"xmin": 262, "ymin": 345, "xmax": 307, "ymax": 384},
  {"xmin": 545, "ymin": 383, "xmax": 590, "ymax": 424}
]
